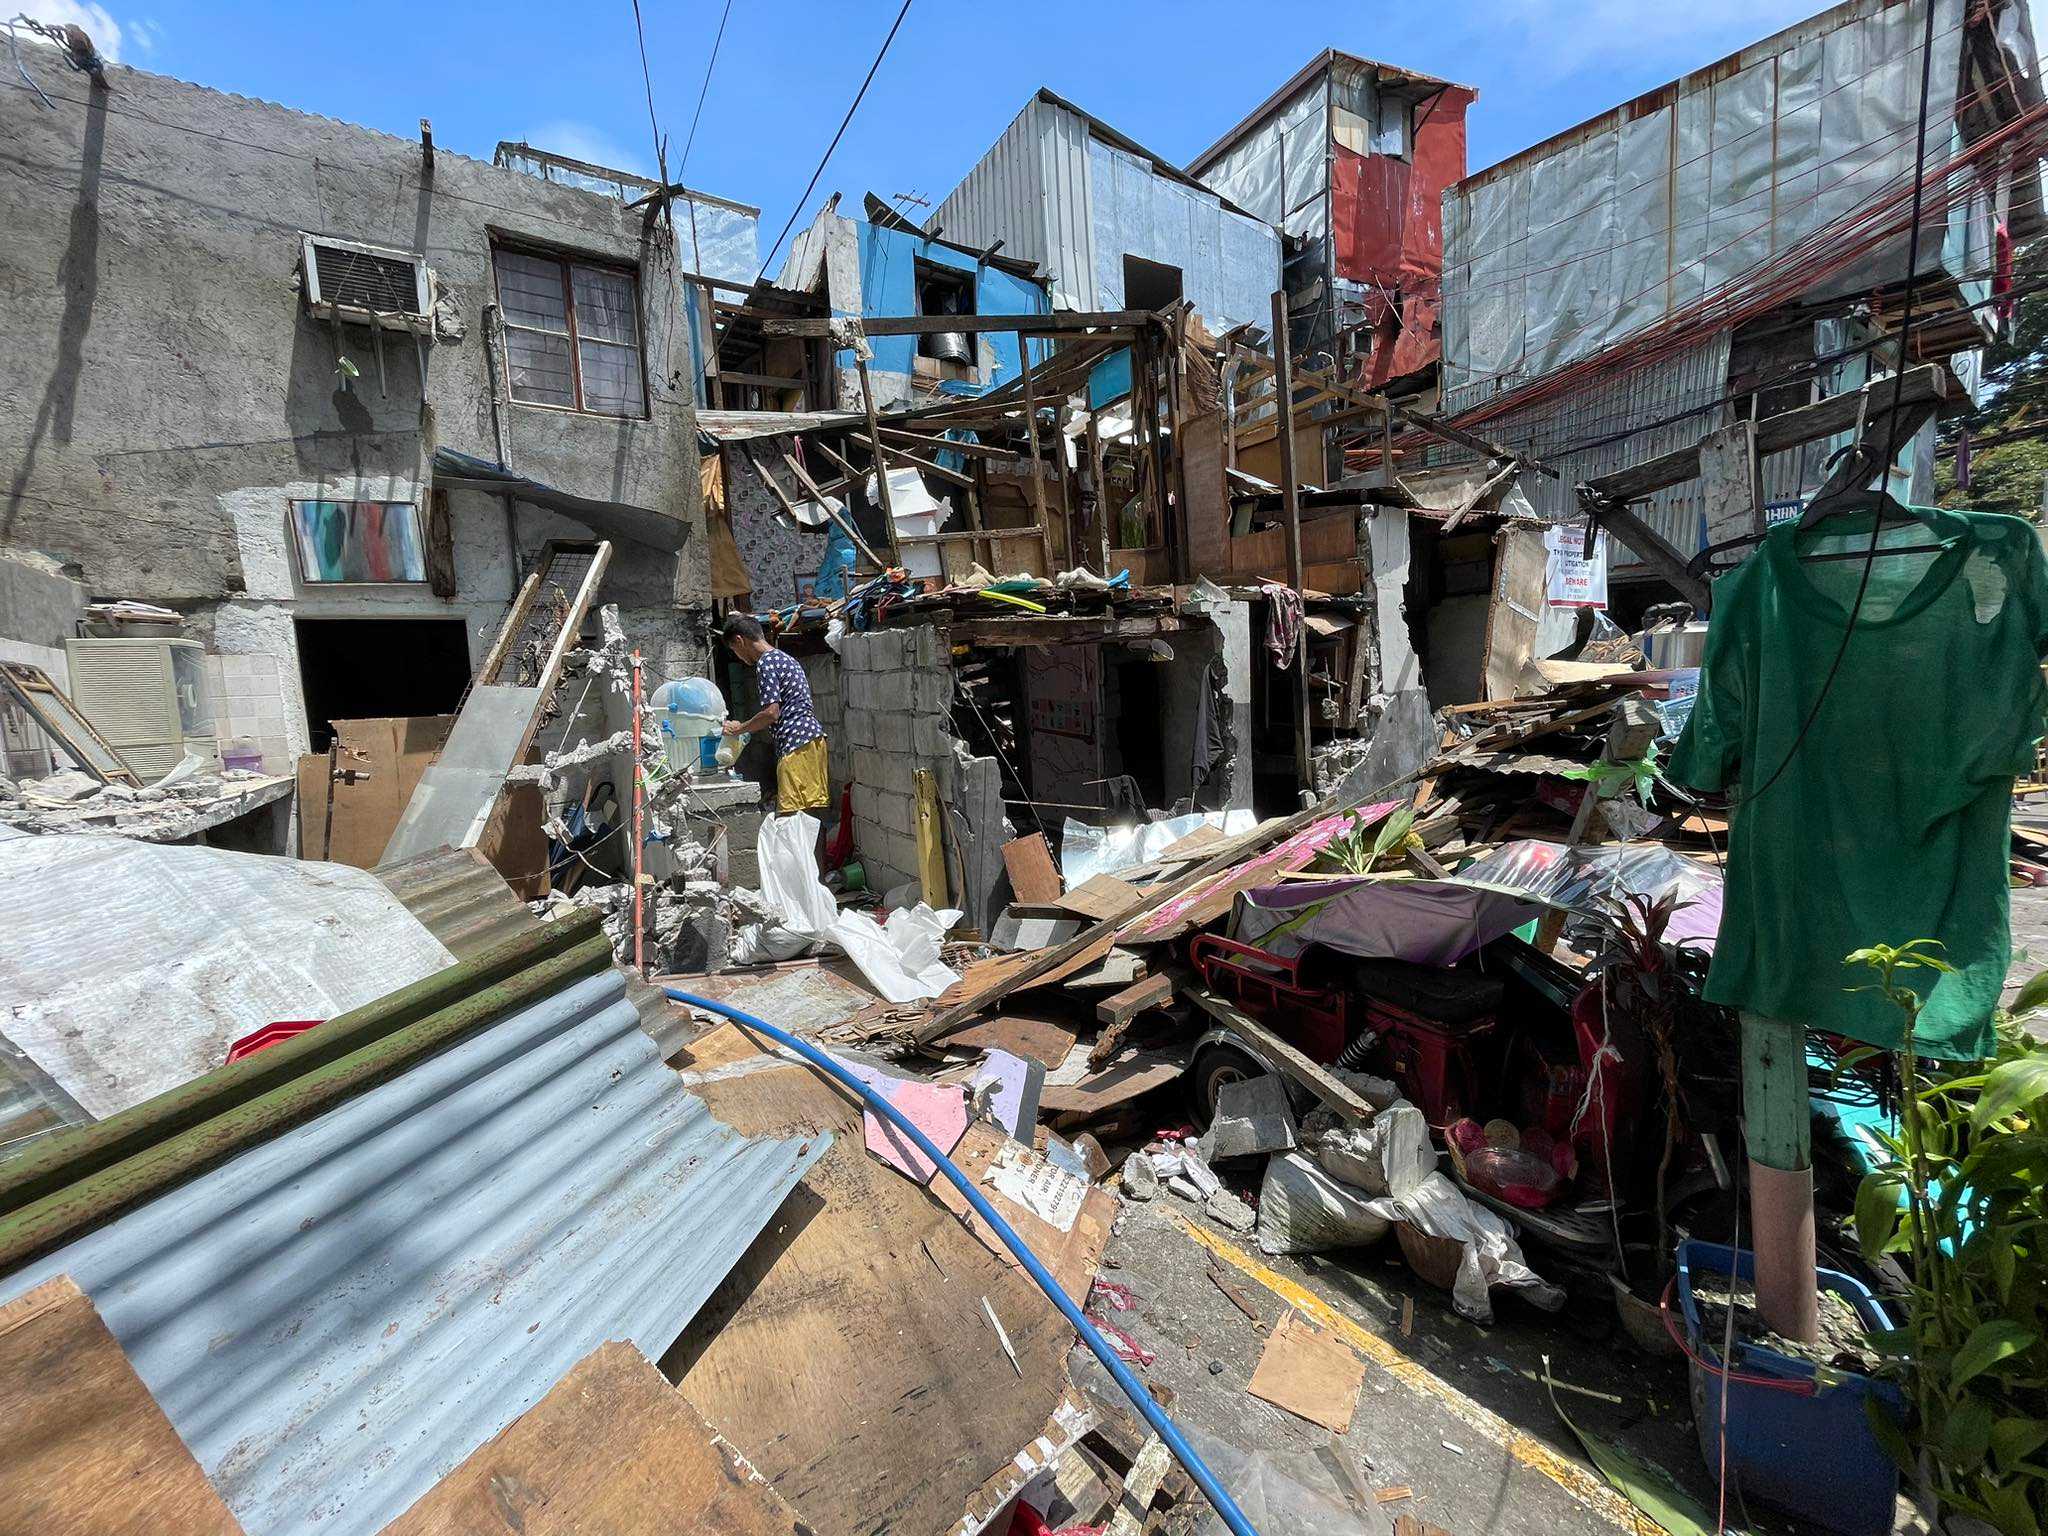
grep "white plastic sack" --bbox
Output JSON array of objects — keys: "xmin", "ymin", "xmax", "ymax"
[
  {"xmin": 752, "ymin": 813, "xmax": 962, "ymax": 1004},
  {"xmin": 1361, "ymin": 1104, "xmax": 1564, "ymax": 1324},
  {"xmin": 1256, "ymin": 1152, "xmax": 1393, "ymax": 1257}
]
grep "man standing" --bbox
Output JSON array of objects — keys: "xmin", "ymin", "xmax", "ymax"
[{"xmin": 720, "ymin": 614, "xmax": 828, "ymax": 814}]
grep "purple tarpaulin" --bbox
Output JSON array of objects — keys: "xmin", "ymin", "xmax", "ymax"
[{"xmin": 1234, "ymin": 877, "xmax": 1546, "ymax": 965}]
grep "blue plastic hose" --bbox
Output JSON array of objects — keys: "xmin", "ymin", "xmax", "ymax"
[{"xmin": 665, "ymin": 988, "xmax": 1262, "ymax": 1536}]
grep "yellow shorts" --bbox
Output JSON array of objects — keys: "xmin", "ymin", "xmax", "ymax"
[{"xmin": 776, "ymin": 736, "xmax": 830, "ymax": 812}]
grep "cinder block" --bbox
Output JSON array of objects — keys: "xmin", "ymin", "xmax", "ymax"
[
  {"xmin": 912, "ymin": 667, "xmax": 952, "ymax": 713},
  {"xmin": 869, "ymin": 630, "xmax": 913, "ymax": 670},
  {"xmin": 843, "ymin": 671, "xmax": 877, "ymax": 712},
  {"xmin": 872, "ymin": 755, "xmax": 917, "ymax": 800},
  {"xmin": 913, "ymin": 715, "xmax": 954, "ymax": 761},
  {"xmin": 870, "ymin": 669, "xmax": 914, "ymax": 713},
  {"xmin": 911, "ymin": 624, "xmax": 949, "ymax": 670},
  {"xmin": 869, "ymin": 786, "xmax": 917, "ymax": 837},
  {"xmin": 844, "ymin": 707, "xmax": 877, "ymax": 750},
  {"xmin": 873, "ymin": 711, "xmax": 913, "ymax": 755}
]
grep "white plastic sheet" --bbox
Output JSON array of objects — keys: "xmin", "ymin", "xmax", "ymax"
[
  {"xmin": 748, "ymin": 813, "xmax": 961, "ymax": 1003},
  {"xmin": 1256, "ymin": 1152, "xmax": 1392, "ymax": 1257}
]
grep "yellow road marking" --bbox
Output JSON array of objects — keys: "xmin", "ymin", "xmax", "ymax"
[{"xmin": 1172, "ymin": 1213, "xmax": 1668, "ymax": 1535}]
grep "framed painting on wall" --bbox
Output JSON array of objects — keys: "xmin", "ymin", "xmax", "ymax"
[{"xmin": 290, "ymin": 500, "xmax": 427, "ymax": 583}]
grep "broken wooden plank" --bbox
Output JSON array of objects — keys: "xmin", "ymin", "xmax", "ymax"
[
  {"xmin": 1586, "ymin": 363, "xmax": 1948, "ymax": 504},
  {"xmin": 1184, "ymin": 987, "xmax": 1377, "ymax": 1124},
  {"xmin": 383, "ymin": 1341, "xmax": 803, "ymax": 1534},
  {"xmin": 944, "ymin": 1012, "xmax": 1079, "ymax": 1070},
  {"xmin": 916, "ymin": 765, "xmax": 1433, "ymax": 1045},
  {"xmin": 1096, "ymin": 971, "xmax": 1172, "ymax": 1029},
  {"xmin": 1002, "ymin": 833, "xmax": 1063, "ymax": 904},
  {"xmin": 1039, "ymin": 1051, "xmax": 1184, "ymax": 1122},
  {"xmin": 0, "ymin": 1277, "xmax": 241, "ymax": 1536},
  {"xmin": 1056, "ymin": 872, "xmax": 1143, "ymax": 921},
  {"xmin": 1103, "ymin": 1435, "xmax": 1174, "ymax": 1536}
]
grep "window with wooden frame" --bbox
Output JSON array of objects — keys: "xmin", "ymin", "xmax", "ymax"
[{"xmin": 490, "ymin": 245, "xmax": 647, "ymax": 417}]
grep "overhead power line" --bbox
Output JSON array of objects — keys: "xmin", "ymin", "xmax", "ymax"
[{"xmin": 752, "ymin": 0, "xmax": 916, "ymax": 287}]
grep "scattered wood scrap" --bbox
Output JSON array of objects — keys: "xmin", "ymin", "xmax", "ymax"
[
  {"xmin": 0, "ymin": 1276, "xmax": 241, "ymax": 1536},
  {"xmin": 383, "ymin": 1342, "xmax": 804, "ymax": 1535},
  {"xmin": 1185, "ymin": 986, "xmax": 1378, "ymax": 1125},
  {"xmin": 944, "ymin": 1012, "xmax": 1079, "ymax": 1070},
  {"xmin": 1246, "ymin": 1309, "xmax": 1368, "ymax": 1434}
]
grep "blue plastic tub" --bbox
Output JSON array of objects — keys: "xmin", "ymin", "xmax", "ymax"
[{"xmin": 1674, "ymin": 1240, "xmax": 1906, "ymax": 1536}]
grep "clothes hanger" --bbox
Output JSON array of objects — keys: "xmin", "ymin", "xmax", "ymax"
[{"xmin": 1792, "ymin": 436, "xmax": 1948, "ymax": 562}]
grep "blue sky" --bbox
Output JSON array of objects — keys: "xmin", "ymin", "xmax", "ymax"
[{"xmin": 26, "ymin": 0, "xmax": 2045, "ymax": 274}]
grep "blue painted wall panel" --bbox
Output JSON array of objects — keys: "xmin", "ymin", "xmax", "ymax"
[{"xmin": 846, "ymin": 222, "xmax": 1050, "ymax": 392}]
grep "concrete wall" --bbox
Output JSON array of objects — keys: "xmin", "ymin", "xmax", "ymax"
[{"xmin": 0, "ymin": 61, "xmax": 708, "ymax": 773}]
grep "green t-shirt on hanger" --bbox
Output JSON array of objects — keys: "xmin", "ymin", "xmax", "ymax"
[{"xmin": 1670, "ymin": 506, "xmax": 2048, "ymax": 1060}]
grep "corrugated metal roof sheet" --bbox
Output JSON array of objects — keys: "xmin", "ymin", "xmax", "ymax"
[
  {"xmin": 375, "ymin": 847, "xmax": 536, "ymax": 961},
  {"xmin": 0, "ymin": 969, "xmax": 827, "ymax": 1536}
]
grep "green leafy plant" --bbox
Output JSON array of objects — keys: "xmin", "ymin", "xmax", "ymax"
[
  {"xmin": 1317, "ymin": 805, "xmax": 1417, "ymax": 877},
  {"xmin": 1561, "ymin": 742, "xmax": 1662, "ymax": 807},
  {"xmin": 1849, "ymin": 942, "xmax": 2048, "ymax": 1536}
]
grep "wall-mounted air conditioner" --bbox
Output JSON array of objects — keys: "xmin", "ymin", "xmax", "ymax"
[{"xmin": 301, "ymin": 235, "xmax": 435, "ymax": 333}]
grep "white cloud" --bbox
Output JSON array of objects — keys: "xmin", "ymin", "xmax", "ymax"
[
  {"xmin": 129, "ymin": 15, "xmax": 163, "ymax": 55},
  {"xmin": 13, "ymin": 1, "xmax": 124, "ymax": 63},
  {"xmin": 523, "ymin": 118, "xmax": 651, "ymax": 178},
  {"xmin": 1484, "ymin": 0, "xmax": 1826, "ymax": 76}
]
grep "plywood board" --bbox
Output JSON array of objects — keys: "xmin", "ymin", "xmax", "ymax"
[
  {"xmin": 1055, "ymin": 873, "xmax": 1143, "ymax": 921},
  {"xmin": 296, "ymin": 716, "xmax": 454, "ymax": 866},
  {"xmin": 1247, "ymin": 1310, "xmax": 1367, "ymax": 1434},
  {"xmin": 664, "ymin": 1028, "xmax": 1085, "ymax": 1536},
  {"xmin": 931, "ymin": 1124, "xmax": 1116, "ymax": 1306},
  {"xmin": 0, "ymin": 1276, "xmax": 241, "ymax": 1535},
  {"xmin": 382, "ymin": 1342, "xmax": 802, "ymax": 1535},
  {"xmin": 944, "ymin": 1012, "xmax": 1079, "ymax": 1069},
  {"xmin": 1003, "ymin": 833, "xmax": 1064, "ymax": 904}
]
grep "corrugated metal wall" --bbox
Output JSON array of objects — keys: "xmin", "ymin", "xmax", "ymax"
[
  {"xmin": 1439, "ymin": 334, "xmax": 1734, "ymax": 566},
  {"xmin": 934, "ymin": 97, "xmax": 1099, "ymax": 311}
]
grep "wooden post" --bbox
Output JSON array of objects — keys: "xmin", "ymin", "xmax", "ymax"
[
  {"xmin": 1271, "ymin": 289, "xmax": 1312, "ymax": 799},
  {"xmin": 1052, "ymin": 402, "xmax": 1080, "ymax": 575},
  {"xmin": 855, "ymin": 354, "xmax": 905, "ymax": 568},
  {"xmin": 1089, "ymin": 416, "xmax": 1112, "ymax": 576},
  {"xmin": 1018, "ymin": 337, "xmax": 1056, "ymax": 578}
]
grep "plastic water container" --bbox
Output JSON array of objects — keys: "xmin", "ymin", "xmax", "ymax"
[{"xmin": 651, "ymin": 677, "xmax": 726, "ymax": 773}]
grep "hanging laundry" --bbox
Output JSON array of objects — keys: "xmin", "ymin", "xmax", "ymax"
[
  {"xmin": 1670, "ymin": 507, "xmax": 2048, "ymax": 1059},
  {"xmin": 1261, "ymin": 582, "xmax": 1304, "ymax": 671}
]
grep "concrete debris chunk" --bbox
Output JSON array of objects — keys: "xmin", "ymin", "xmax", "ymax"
[
  {"xmin": 1201, "ymin": 1073, "xmax": 1299, "ymax": 1160},
  {"xmin": 1205, "ymin": 1187, "xmax": 1257, "ymax": 1232},
  {"xmin": 1120, "ymin": 1154, "xmax": 1160, "ymax": 1201}
]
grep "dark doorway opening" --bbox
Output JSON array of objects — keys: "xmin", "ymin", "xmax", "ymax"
[
  {"xmin": 1122, "ymin": 255, "xmax": 1184, "ymax": 313},
  {"xmin": 1105, "ymin": 656, "xmax": 1167, "ymax": 812},
  {"xmin": 295, "ymin": 617, "xmax": 472, "ymax": 751}
]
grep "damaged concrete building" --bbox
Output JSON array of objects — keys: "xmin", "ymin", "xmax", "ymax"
[{"xmin": 0, "ymin": 61, "xmax": 720, "ymax": 835}]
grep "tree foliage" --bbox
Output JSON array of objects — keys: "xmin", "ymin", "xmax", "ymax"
[{"xmin": 1937, "ymin": 254, "xmax": 2048, "ymax": 519}]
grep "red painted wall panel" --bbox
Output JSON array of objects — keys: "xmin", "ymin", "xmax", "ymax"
[{"xmin": 1332, "ymin": 85, "xmax": 1474, "ymax": 384}]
